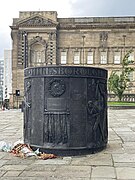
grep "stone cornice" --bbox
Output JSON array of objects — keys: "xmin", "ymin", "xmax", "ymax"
[
  {"xmin": 58, "ymin": 46, "xmax": 135, "ymax": 50},
  {"xmin": 58, "ymin": 23, "xmax": 135, "ymax": 30}
]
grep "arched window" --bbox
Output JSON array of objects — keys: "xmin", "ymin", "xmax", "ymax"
[{"xmin": 31, "ymin": 44, "xmax": 45, "ymax": 65}]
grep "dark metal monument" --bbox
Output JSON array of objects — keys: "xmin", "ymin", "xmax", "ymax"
[{"xmin": 24, "ymin": 66, "xmax": 108, "ymax": 156}]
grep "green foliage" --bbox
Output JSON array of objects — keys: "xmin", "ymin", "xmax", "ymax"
[{"xmin": 108, "ymin": 50, "xmax": 134, "ymax": 101}]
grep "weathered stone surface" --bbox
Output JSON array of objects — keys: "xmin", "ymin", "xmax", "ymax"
[
  {"xmin": 0, "ymin": 160, "xmax": 8, "ymax": 167},
  {"xmin": 105, "ymin": 142, "xmax": 124, "ymax": 154},
  {"xmin": 5, "ymin": 159, "xmax": 36, "ymax": 165},
  {"xmin": 0, "ymin": 109, "xmax": 135, "ymax": 179},
  {"xmin": 112, "ymin": 153, "xmax": 135, "ymax": 163},
  {"xmin": 0, "ymin": 165, "xmax": 27, "ymax": 171},
  {"xmin": 116, "ymin": 167, "xmax": 135, "ymax": 179},
  {"xmin": 25, "ymin": 164, "xmax": 57, "ymax": 171},
  {"xmin": 91, "ymin": 166, "xmax": 116, "ymax": 178},
  {"xmin": 3, "ymin": 171, "xmax": 22, "ymax": 177},
  {"xmin": 71, "ymin": 153, "xmax": 113, "ymax": 166},
  {"xmin": 122, "ymin": 142, "xmax": 135, "ymax": 153},
  {"xmin": 0, "ymin": 171, "xmax": 6, "ymax": 177},
  {"xmin": 33, "ymin": 157, "xmax": 72, "ymax": 165}
]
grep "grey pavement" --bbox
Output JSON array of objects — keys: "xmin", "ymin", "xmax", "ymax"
[{"xmin": 0, "ymin": 109, "xmax": 135, "ymax": 179}]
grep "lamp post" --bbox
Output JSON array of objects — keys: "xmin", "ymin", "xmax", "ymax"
[
  {"xmin": 82, "ymin": 35, "xmax": 85, "ymax": 65},
  {"xmin": 23, "ymin": 31, "xmax": 28, "ymax": 68},
  {"xmin": 123, "ymin": 35, "xmax": 126, "ymax": 55}
]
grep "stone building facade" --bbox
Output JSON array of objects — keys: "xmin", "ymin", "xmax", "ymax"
[{"xmin": 10, "ymin": 11, "xmax": 135, "ymax": 107}]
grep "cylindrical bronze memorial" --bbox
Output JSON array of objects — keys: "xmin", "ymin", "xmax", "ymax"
[{"xmin": 24, "ymin": 66, "xmax": 108, "ymax": 156}]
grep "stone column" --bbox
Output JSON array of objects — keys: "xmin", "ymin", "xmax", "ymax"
[
  {"xmin": 108, "ymin": 48, "xmax": 114, "ymax": 64},
  {"xmin": 94, "ymin": 48, "xmax": 100, "ymax": 64},
  {"xmin": 47, "ymin": 32, "xmax": 57, "ymax": 65}
]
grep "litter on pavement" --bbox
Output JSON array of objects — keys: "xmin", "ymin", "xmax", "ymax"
[{"xmin": 0, "ymin": 140, "xmax": 57, "ymax": 160}]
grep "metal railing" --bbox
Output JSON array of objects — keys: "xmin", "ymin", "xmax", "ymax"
[{"xmin": 108, "ymin": 94, "xmax": 135, "ymax": 102}]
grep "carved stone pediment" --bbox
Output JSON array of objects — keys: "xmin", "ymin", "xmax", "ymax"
[{"xmin": 17, "ymin": 15, "xmax": 58, "ymax": 27}]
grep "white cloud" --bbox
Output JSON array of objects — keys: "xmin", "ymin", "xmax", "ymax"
[
  {"xmin": 0, "ymin": 0, "xmax": 135, "ymax": 58},
  {"xmin": 0, "ymin": 0, "xmax": 73, "ymax": 58},
  {"xmin": 69, "ymin": 0, "xmax": 135, "ymax": 17}
]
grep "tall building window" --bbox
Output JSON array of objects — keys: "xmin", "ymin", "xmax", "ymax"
[
  {"xmin": 61, "ymin": 51, "xmax": 67, "ymax": 64},
  {"xmin": 128, "ymin": 52, "xmax": 134, "ymax": 63},
  {"xmin": 87, "ymin": 51, "xmax": 93, "ymax": 64},
  {"xmin": 114, "ymin": 52, "xmax": 121, "ymax": 64},
  {"xmin": 74, "ymin": 51, "xmax": 80, "ymax": 64},
  {"xmin": 128, "ymin": 71, "xmax": 134, "ymax": 81},
  {"xmin": 100, "ymin": 51, "xmax": 107, "ymax": 64}
]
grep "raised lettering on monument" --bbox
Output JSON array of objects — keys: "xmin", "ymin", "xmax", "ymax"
[{"xmin": 24, "ymin": 66, "xmax": 107, "ymax": 79}]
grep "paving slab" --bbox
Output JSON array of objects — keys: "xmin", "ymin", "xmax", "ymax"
[
  {"xmin": 116, "ymin": 167, "xmax": 135, "ymax": 179},
  {"xmin": 122, "ymin": 142, "xmax": 135, "ymax": 153},
  {"xmin": 104, "ymin": 142, "xmax": 124, "ymax": 154},
  {"xmin": 0, "ymin": 109, "xmax": 135, "ymax": 179},
  {"xmin": 33, "ymin": 157, "xmax": 72, "ymax": 165},
  {"xmin": 0, "ymin": 164, "xmax": 28, "ymax": 171},
  {"xmin": 112, "ymin": 153, "xmax": 135, "ymax": 163},
  {"xmin": 3, "ymin": 170, "xmax": 22, "ymax": 177},
  {"xmin": 91, "ymin": 166, "xmax": 116, "ymax": 178},
  {"xmin": 71, "ymin": 153, "xmax": 113, "ymax": 166}
]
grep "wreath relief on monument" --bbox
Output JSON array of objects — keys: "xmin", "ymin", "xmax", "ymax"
[{"xmin": 48, "ymin": 79, "xmax": 66, "ymax": 97}]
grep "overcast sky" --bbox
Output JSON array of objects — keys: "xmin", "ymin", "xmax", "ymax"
[{"xmin": 0, "ymin": 0, "xmax": 135, "ymax": 59}]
